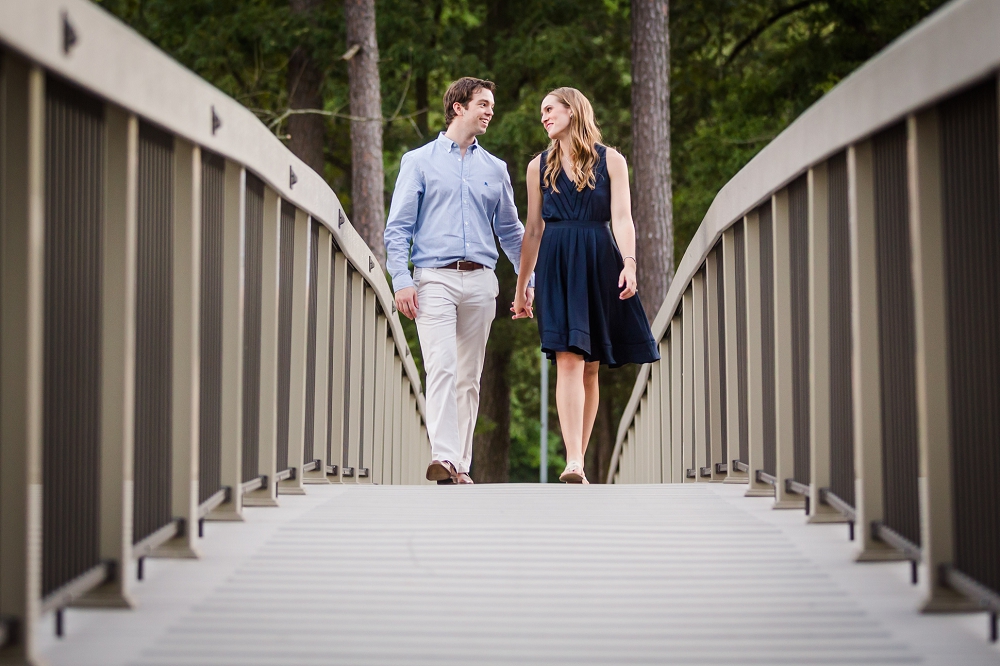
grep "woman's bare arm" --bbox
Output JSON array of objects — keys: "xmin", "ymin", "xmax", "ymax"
[
  {"xmin": 605, "ymin": 148, "xmax": 638, "ymax": 299},
  {"xmin": 513, "ymin": 156, "xmax": 545, "ymax": 318}
]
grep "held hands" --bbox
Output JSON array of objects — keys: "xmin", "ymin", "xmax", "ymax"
[
  {"xmin": 619, "ymin": 258, "xmax": 638, "ymax": 300},
  {"xmin": 511, "ymin": 287, "xmax": 535, "ymax": 319},
  {"xmin": 395, "ymin": 286, "xmax": 419, "ymax": 320}
]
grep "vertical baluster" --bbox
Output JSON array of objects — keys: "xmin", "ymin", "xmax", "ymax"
[
  {"xmin": 658, "ymin": 338, "xmax": 672, "ymax": 483},
  {"xmin": 327, "ymin": 250, "xmax": 348, "ymax": 482},
  {"xmin": 158, "ymin": 137, "xmax": 201, "ymax": 557},
  {"xmin": 744, "ymin": 209, "xmax": 773, "ymax": 497},
  {"xmin": 0, "ymin": 58, "xmax": 46, "ymax": 662},
  {"xmin": 304, "ymin": 225, "xmax": 332, "ymax": 485},
  {"xmin": 670, "ymin": 318, "xmax": 683, "ymax": 483},
  {"xmin": 244, "ymin": 185, "xmax": 281, "ymax": 507},
  {"xmin": 693, "ymin": 270, "xmax": 709, "ymax": 482},
  {"xmin": 849, "ymin": 141, "xmax": 902, "ymax": 561},
  {"xmin": 280, "ymin": 206, "xmax": 310, "ymax": 496},
  {"xmin": 90, "ymin": 103, "xmax": 136, "ymax": 602},
  {"xmin": 358, "ymin": 285, "xmax": 377, "ymax": 482},
  {"xmin": 808, "ymin": 163, "xmax": 843, "ymax": 523},
  {"xmin": 773, "ymin": 187, "xmax": 804, "ymax": 509},
  {"xmin": 370, "ymin": 311, "xmax": 388, "ymax": 485},
  {"xmin": 682, "ymin": 287, "xmax": 695, "ymax": 482},
  {"xmin": 722, "ymin": 227, "xmax": 746, "ymax": 484},
  {"xmin": 706, "ymin": 248, "xmax": 725, "ymax": 481}
]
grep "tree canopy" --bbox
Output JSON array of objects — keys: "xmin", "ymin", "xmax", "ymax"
[{"xmin": 95, "ymin": 0, "xmax": 948, "ymax": 481}]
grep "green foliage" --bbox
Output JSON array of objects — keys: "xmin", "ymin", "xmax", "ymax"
[
  {"xmin": 670, "ymin": 0, "xmax": 949, "ymax": 264},
  {"xmin": 95, "ymin": 0, "xmax": 947, "ymax": 480}
]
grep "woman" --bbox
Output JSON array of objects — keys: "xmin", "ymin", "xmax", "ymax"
[{"xmin": 512, "ymin": 87, "xmax": 659, "ymax": 484}]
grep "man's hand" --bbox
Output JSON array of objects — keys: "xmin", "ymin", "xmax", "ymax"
[{"xmin": 395, "ymin": 286, "xmax": 419, "ymax": 320}]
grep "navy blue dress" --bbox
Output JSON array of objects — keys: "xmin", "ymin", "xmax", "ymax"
[{"xmin": 535, "ymin": 145, "xmax": 660, "ymax": 367}]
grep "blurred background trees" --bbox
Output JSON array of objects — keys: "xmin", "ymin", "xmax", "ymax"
[{"xmin": 96, "ymin": 0, "xmax": 947, "ymax": 482}]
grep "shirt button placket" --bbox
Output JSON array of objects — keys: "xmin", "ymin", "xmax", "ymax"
[{"xmin": 461, "ymin": 156, "xmax": 468, "ymax": 257}]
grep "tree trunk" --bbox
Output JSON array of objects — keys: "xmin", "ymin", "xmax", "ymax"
[
  {"xmin": 345, "ymin": 0, "xmax": 385, "ymax": 265},
  {"xmin": 631, "ymin": 0, "xmax": 673, "ymax": 321},
  {"xmin": 287, "ymin": 0, "xmax": 326, "ymax": 176},
  {"xmin": 470, "ymin": 261, "xmax": 517, "ymax": 483}
]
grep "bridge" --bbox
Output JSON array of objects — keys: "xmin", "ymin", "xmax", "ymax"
[{"xmin": 0, "ymin": 0, "xmax": 998, "ymax": 664}]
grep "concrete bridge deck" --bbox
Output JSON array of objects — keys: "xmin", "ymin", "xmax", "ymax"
[{"xmin": 39, "ymin": 484, "xmax": 1000, "ymax": 665}]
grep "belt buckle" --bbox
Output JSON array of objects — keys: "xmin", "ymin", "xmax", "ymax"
[{"xmin": 457, "ymin": 260, "xmax": 472, "ymax": 271}]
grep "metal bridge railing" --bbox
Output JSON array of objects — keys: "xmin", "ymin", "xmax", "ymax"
[
  {"xmin": 609, "ymin": 0, "xmax": 1000, "ymax": 642},
  {"xmin": 0, "ymin": 1, "xmax": 431, "ymax": 662}
]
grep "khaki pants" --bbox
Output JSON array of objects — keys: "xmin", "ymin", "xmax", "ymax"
[{"xmin": 413, "ymin": 267, "xmax": 498, "ymax": 474}]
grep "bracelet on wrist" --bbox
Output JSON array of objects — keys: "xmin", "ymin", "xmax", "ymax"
[{"xmin": 623, "ymin": 256, "xmax": 636, "ymax": 265}]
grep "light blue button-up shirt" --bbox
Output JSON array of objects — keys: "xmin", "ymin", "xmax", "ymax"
[{"xmin": 384, "ymin": 132, "xmax": 532, "ymax": 292}]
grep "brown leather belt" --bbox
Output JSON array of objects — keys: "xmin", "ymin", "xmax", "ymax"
[{"xmin": 439, "ymin": 260, "xmax": 485, "ymax": 271}]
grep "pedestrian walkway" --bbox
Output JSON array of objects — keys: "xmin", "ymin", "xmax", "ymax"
[{"xmin": 40, "ymin": 484, "xmax": 1000, "ymax": 665}]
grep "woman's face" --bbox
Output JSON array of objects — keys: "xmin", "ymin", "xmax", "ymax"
[{"xmin": 540, "ymin": 95, "xmax": 572, "ymax": 140}]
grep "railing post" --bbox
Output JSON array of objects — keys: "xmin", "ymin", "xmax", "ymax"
[
  {"xmin": 420, "ymin": 421, "xmax": 431, "ymax": 485},
  {"xmin": 623, "ymin": 426, "xmax": 632, "ymax": 483},
  {"xmin": 808, "ymin": 162, "xmax": 843, "ymax": 523},
  {"xmin": 681, "ymin": 287, "xmax": 695, "ymax": 482},
  {"xmin": 907, "ymin": 109, "xmax": 971, "ymax": 610},
  {"xmin": 658, "ymin": 341, "xmax": 672, "ymax": 483},
  {"xmin": 0, "ymin": 57, "xmax": 45, "ymax": 664},
  {"xmin": 629, "ymin": 401, "xmax": 638, "ymax": 483},
  {"xmin": 327, "ymin": 250, "xmax": 348, "ymax": 483},
  {"xmin": 154, "ymin": 137, "xmax": 202, "ymax": 558},
  {"xmin": 344, "ymin": 271, "xmax": 365, "ymax": 482},
  {"xmin": 692, "ymin": 269, "xmax": 710, "ymax": 482},
  {"xmin": 722, "ymin": 227, "xmax": 747, "ymax": 484},
  {"xmin": 670, "ymin": 318, "xmax": 683, "ymax": 483},
  {"xmin": 639, "ymin": 398, "xmax": 648, "ymax": 482},
  {"xmin": 706, "ymin": 249, "xmax": 726, "ymax": 482},
  {"xmin": 405, "ymin": 380, "xmax": 416, "ymax": 484},
  {"xmin": 632, "ymin": 395, "xmax": 641, "ymax": 483},
  {"xmin": 370, "ymin": 312, "xmax": 389, "ymax": 484},
  {"xmin": 207, "ymin": 161, "xmax": 245, "ymax": 522},
  {"xmin": 358, "ymin": 286, "xmax": 377, "ymax": 483},
  {"xmin": 848, "ymin": 141, "xmax": 902, "ymax": 561},
  {"xmin": 771, "ymin": 188, "xmax": 804, "ymax": 509},
  {"xmin": 244, "ymin": 187, "xmax": 281, "ymax": 507},
  {"xmin": 743, "ymin": 210, "xmax": 773, "ymax": 497},
  {"xmin": 280, "ymin": 207, "xmax": 311, "ymax": 496},
  {"xmin": 86, "ymin": 104, "xmax": 139, "ymax": 604},
  {"xmin": 304, "ymin": 225, "xmax": 332, "ymax": 485},
  {"xmin": 649, "ymin": 361, "xmax": 663, "ymax": 483},
  {"xmin": 391, "ymin": 355, "xmax": 404, "ymax": 484},
  {"xmin": 400, "ymin": 377, "xmax": 411, "ymax": 484}
]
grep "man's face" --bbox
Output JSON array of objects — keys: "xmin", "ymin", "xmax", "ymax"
[{"xmin": 454, "ymin": 88, "xmax": 495, "ymax": 136}]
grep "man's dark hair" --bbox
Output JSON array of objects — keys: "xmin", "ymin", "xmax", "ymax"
[{"xmin": 443, "ymin": 77, "xmax": 496, "ymax": 127}]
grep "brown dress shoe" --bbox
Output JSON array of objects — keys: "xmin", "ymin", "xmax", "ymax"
[
  {"xmin": 456, "ymin": 472, "xmax": 474, "ymax": 484},
  {"xmin": 426, "ymin": 460, "xmax": 458, "ymax": 483}
]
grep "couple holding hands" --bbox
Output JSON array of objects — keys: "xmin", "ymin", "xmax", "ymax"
[{"xmin": 384, "ymin": 77, "xmax": 658, "ymax": 485}]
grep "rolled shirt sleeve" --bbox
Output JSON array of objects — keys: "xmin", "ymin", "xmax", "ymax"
[
  {"xmin": 384, "ymin": 153, "xmax": 423, "ymax": 292},
  {"xmin": 493, "ymin": 167, "xmax": 535, "ymax": 288}
]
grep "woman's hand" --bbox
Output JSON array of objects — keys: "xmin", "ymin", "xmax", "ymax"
[
  {"xmin": 618, "ymin": 259, "xmax": 637, "ymax": 300},
  {"xmin": 511, "ymin": 286, "xmax": 534, "ymax": 319}
]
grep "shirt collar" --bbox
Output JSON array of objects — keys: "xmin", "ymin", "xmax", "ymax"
[{"xmin": 437, "ymin": 131, "xmax": 479, "ymax": 154}]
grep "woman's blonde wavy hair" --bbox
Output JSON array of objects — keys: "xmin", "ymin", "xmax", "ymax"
[{"xmin": 541, "ymin": 87, "xmax": 603, "ymax": 193}]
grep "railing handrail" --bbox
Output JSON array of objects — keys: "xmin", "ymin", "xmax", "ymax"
[
  {"xmin": 609, "ymin": 0, "xmax": 999, "ymax": 480},
  {"xmin": 0, "ymin": 0, "xmax": 424, "ymax": 409}
]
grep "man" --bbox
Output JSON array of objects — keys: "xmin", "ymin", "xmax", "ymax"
[{"xmin": 384, "ymin": 77, "xmax": 533, "ymax": 485}]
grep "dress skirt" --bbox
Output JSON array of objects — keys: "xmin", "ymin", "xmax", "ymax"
[{"xmin": 535, "ymin": 220, "xmax": 660, "ymax": 367}]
